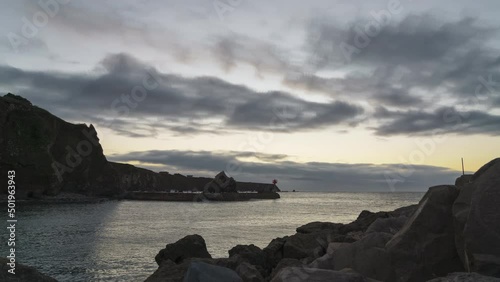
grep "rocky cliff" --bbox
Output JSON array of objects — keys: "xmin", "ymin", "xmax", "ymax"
[
  {"xmin": 0, "ymin": 93, "xmax": 279, "ymax": 199},
  {"xmin": 0, "ymin": 93, "xmax": 120, "ymax": 197}
]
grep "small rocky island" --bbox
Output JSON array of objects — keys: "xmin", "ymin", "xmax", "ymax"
[
  {"xmin": 126, "ymin": 171, "xmax": 280, "ymax": 202},
  {"xmin": 143, "ymin": 158, "xmax": 500, "ymax": 282}
]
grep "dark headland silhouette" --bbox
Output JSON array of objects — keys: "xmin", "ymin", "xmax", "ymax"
[{"xmin": 0, "ymin": 93, "xmax": 279, "ymax": 202}]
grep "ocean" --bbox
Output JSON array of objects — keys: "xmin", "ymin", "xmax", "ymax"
[{"xmin": 9, "ymin": 192, "xmax": 424, "ymax": 281}]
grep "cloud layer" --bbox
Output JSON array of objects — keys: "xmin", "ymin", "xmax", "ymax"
[{"xmin": 0, "ymin": 53, "xmax": 365, "ymax": 137}]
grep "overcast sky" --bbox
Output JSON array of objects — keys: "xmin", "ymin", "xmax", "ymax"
[{"xmin": 1, "ymin": 0, "xmax": 499, "ymax": 191}]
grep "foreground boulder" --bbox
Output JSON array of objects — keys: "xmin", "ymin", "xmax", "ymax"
[
  {"xmin": 155, "ymin": 235, "xmax": 212, "ymax": 265},
  {"xmin": 386, "ymin": 185, "xmax": 463, "ymax": 282},
  {"xmin": 0, "ymin": 258, "xmax": 57, "ymax": 282},
  {"xmin": 456, "ymin": 158, "xmax": 500, "ymax": 276}
]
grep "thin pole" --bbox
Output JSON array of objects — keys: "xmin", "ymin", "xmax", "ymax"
[{"xmin": 461, "ymin": 158, "xmax": 465, "ymax": 175}]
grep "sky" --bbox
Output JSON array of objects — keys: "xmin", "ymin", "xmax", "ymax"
[{"xmin": 1, "ymin": 0, "xmax": 500, "ymax": 191}]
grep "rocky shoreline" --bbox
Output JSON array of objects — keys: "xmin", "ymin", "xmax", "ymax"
[{"xmin": 143, "ymin": 158, "xmax": 500, "ymax": 282}]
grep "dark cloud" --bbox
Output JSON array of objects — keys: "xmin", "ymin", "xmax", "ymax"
[
  {"xmin": 0, "ymin": 53, "xmax": 364, "ymax": 137},
  {"xmin": 283, "ymin": 15, "xmax": 500, "ymax": 112},
  {"xmin": 373, "ymin": 106, "xmax": 500, "ymax": 136},
  {"xmin": 109, "ymin": 149, "xmax": 460, "ymax": 191}
]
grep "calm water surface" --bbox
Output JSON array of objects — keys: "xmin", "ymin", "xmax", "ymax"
[{"xmin": 6, "ymin": 192, "xmax": 423, "ymax": 281}]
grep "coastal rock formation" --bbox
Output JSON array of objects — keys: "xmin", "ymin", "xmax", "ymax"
[
  {"xmin": 155, "ymin": 235, "xmax": 212, "ymax": 265},
  {"xmin": 0, "ymin": 258, "xmax": 57, "ymax": 282},
  {"xmin": 386, "ymin": 185, "xmax": 464, "ymax": 282},
  {"xmin": 454, "ymin": 158, "xmax": 500, "ymax": 276},
  {"xmin": 0, "ymin": 93, "xmax": 119, "ymax": 197}
]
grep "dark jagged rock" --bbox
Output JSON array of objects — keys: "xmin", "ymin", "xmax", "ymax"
[
  {"xmin": 0, "ymin": 93, "xmax": 119, "ymax": 197},
  {"xmin": 386, "ymin": 185, "xmax": 464, "ymax": 282},
  {"xmin": 455, "ymin": 158, "xmax": 500, "ymax": 276},
  {"xmin": 155, "ymin": 235, "xmax": 212, "ymax": 265},
  {"xmin": 452, "ymin": 180, "xmax": 475, "ymax": 269},
  {"xmin": 263, "ymin": 237, "xmax": 289, "ymax": 268},
  {"xmin": 282, "ymin": 232, "xmax": 328, "ymax": 260},
  {"xmin": 0, "ymin": 258, "xmax": 57, "ymax": 282},
  {"xmin": 455, "ymin": 174, "xmax": 473, "ymax": 187},
  {"xmin": 228, "ymin": 244, "xmax": 268, "ymax": 276}
]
